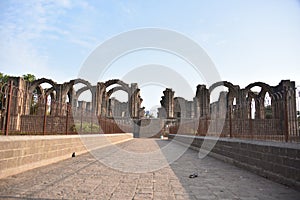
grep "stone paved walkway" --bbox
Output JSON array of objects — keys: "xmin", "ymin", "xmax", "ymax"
[{"xmin": 0, "ymin": 139, "xmax": 299, "ymax": 200}]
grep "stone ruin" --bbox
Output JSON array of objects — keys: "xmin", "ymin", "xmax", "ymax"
[
  {"xmin": 0, "ymin": 76, "xmax": 298, "ymax": 140},
  {"xmin": 0, "ymin": 77, "xmax": 143, "ymax": 134},
  {"xmin": 158, "ymin": 80, "xmax": 299, "ymax": 139}
]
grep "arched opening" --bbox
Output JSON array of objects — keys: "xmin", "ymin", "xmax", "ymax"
[
  {"xmin": 29, "ymin": 86, "xmax": 44, "ymax": 115},
  {"xmin": 264, "ymin": 92, "xmax": 272, "ymax": 119},
  {"xmin": 109, "ymin": 90, "xmax": 129, "ymax": 118},
  {"xmin": 209, "ymin": 86, "xmax": 228, "ymax": 119},
  {"xmin": 251, "ymin": 98, "xmax": 256, "ymax": 119},
  {"xmin": 139, "ymin": 84, "xmax": 165, "ymax": 119},
  {"xmin": 28, "ymin": 80, "xmax": 57, "ymax": 115},
  {"xmin": 75, "ymin": 89, "xmax": 93, "ymax": 133},
  {"xmin": 104, "ymin": 79, "xmax": 132, "ymax": 118},
  {"xmin": 77, "ymin": 90, "xmax": 92, "ymax": 111},
  {"xmin": 245, "ymin": 82, "xmax": 273, "ymax": 119}
]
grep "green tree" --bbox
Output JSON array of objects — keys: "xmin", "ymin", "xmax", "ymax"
[
  {"xmin": 0, "ymin": 72, "xmax": 9, "ymax": 84},
  {"xmin": 22, "ymin": 74, "xmax": 36, "ymax": 82},
  {"xmin": 0, "ymin": 73, "xmax": 8, "ymax": 110}
]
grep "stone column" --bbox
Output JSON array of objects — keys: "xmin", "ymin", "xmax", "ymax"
[
  {"xmin": 7, "ymin": 77, "xmax": 28, "ymax": 131},
  {"xmin": 91, "ymin": 86, "xmax": 97, "ymax": 115},
  {"xmin": 129, "ymin": 83, "xmax": 140, "ymax": 118},
  {"xmin": 96, "ymin": 82, "xmax": 105, "ymax": 116},
  {"xmin": 218, "ymin": 91, "xmax": 227, "ymax": 119},
  {"xmin": 194, "ymin": 85, "xmax": 209, "ymax": 119},
  {"xmin": 160, "ymin": 88, "xmax": 174, "ymax": 119},
  {"xmin": 276, "ymin": 80, "xmax": 299, "ymax": 136}
]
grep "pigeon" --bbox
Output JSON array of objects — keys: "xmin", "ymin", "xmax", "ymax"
[
  {"xmin": 72, "ymin": 152, "xmax": 76, "ymax": 157},
  {"xmin": 189, "ymin": 172, "xmax": 198, "ymax": 178}
]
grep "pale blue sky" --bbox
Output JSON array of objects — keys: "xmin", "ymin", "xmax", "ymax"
[{"xmin": 0, "ymin": 0, "xmax": 300, "ymax": 109}]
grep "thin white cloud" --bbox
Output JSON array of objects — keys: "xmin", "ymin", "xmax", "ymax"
[
  {"xmin": 0, "ymin": 0, "xmax": 98, "ymax": 79},
  {"xmin": 69, "ymin": 37, "xmax": 98, "ymax": 49}
]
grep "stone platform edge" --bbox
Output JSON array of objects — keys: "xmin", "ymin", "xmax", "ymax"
[
  {"xmin": 0, "ymin": 133, "xmax": 133, "ymax": 179},
  {"xmin": 168, "ymin": 134, "xmax": 300, "ymax": 191}
]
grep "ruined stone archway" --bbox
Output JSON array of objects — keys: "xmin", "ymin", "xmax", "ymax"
[
  {"xmin": 208, "ymin": 81, "xmax": 240, "ymax": 119},
  {"xmin": 244, "ymin": 82, "xmax": 274, "ymax": 119},
  {"xmin": 63, "ymin": 79, "xmax": 96, "ymax": 114},
  {"xmin": 97, "ymin": 79, "xmax": 141, "ymax": 118},
  {"xmin": 27, "ymin": 78, "xmax": 59, "ymax": 115}
]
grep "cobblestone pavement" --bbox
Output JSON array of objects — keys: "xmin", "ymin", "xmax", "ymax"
[{"xmin": 0, "ymin": 139, "xmax": 299, "ymax": 200}]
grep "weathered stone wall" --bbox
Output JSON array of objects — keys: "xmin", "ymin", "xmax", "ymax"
[
  {"xmin": 169, "ymin": 134, "xmax": 300, "ymax": 191},
  {"xmin": 0, "ymin": 133, "xmax": 133, "ymax": 179}
]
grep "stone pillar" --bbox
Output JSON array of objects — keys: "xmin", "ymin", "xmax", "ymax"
[
  {"xmin": 272, "ymin": 94, "xmax": 281, "ymax": 119},
  {"xmin": 276, "ymin": 80, "xmax": 299, "ymax": 136},
  {"xmin": 95, "ymin": 83, "xmax": 102, "ymax": 116},
  {"xmin": 218, "ymin": 91, "xmax": 227, "ymax": 119},
  {"xmin": 255, "ymin": 97, "xmax": 265, "ymax": 119},
  {"xmin": 7, "ymin": 77, "xmax": 28, "ymax": 131},
  {"xmin": 160, "ymin": 88, "xmax": 174, "ymax": 119},
  {"xmin": 101, "ymin": 95, "xmax": 108, "ymax": 117},
  {"xmin": 54, "ymin": 84, "xmax": 64, "ymax": 116},
  {"xmin": 91, "ymin": 86, "xmax": 97, "ymax": 115},
  {"xmin": 129, "ymin": 83, "xmax": 140, "ymax": 118},
  {"xmin": 194, "ymin": 85, "xmax": 209, "ymax": 119},
  {"xmin": 107, "ymin": 99, "xmax": 113, "ymax": 117}
]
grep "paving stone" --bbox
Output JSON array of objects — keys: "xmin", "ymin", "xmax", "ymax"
[{"xmin": 0, "ymin": 138, "xmax": 299, "ymax": 199}]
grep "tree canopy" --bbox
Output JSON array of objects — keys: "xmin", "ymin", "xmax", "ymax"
[
  {"xmin": 0, "ymin": 73, "xmax": 9, "ymax": 84},
  {"xmin": 22, "ymin": 74, "xmax": 36, "ymax": 82}
]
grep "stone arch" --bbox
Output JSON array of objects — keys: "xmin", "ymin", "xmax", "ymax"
[
  {"xmin": 244, "ymin": 82, "xmax": 274, "ymax": 119},
  {"xmin": 245, "ymin": 82, "xmax": 274, "ymax": 99},
  {"xmin": 73, "ymin": 78, "xmax": 92, "ymax": 88},
  {"xmin": 27, "ymin": 78, "xmax": 59, "ymax": 115},
  {"xmin": 104, "ymin": 79, "xmax": 130, "ymax": 92},
  {"xmin": 107, "ymin": 86, "xmax": 128, "ymax": 98},
  {"xmin": 208, "ymin": 81, "xmax": 239, "ymax": 119},
  {"xmin": 63, "ymin": 79, "xmax": 92, "ymax": 99},
  {"xmin": 103, "ymin": 80, "xmax": 131, "ymax": 118},
  {"xmin": 209, "ymin": 81, "xmax": 237, "ymax": 94},
  {"xmin": 63, "ymin": 79, "xmax": 95, "ymax": 114},
  {"xmin": 29, "ymin": 78, "xmax": 57, "ymax": 94},
  {"xmin": 97, "ymin": 80, "xmax": 140, "ymax": 118},
  {"xmin": 75, "ymin": 86, "xmax": 92, "ymax": 99},
  {"xmin": 63, "ymin": 78, "xmax": 93, "ymax": 98}
]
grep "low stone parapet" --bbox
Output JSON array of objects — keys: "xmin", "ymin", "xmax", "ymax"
[
  {"xmin": 169, "ymin": 134, "xmax": 300, "ymax": 191},
  {"xmin": 0, "ymin": 133, "xmax": 133, "ymax": 179}
]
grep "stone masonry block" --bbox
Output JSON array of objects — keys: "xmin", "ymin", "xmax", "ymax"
[
  {"xmin": 286, "ymin": 148, "xmax": 299, "ymax": 159},
  {"xmin": 0, "ymin": 150, "xmax": 14, "ymax": 160}
]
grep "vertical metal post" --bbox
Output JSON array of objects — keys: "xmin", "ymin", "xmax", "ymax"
[
  {"xmin": 284, "ymin": 89, "xmax": 289, "ymax": 142},
  {"xmin": 90, "ymin": 111, "xmax": 92, "ymax": 133},
  {"xmin": 80, "ymin": 108, "xmax": 83, "ymax": 132},
  {"xmin": 249, "ymin": 101, "xmax": 253, "ymax": 139},
  {"xmin": 205, "ymin": 117, "xmax": 209, "ymax": 136},
  {"xmin": 104, "ymin": 117, "xmax": 106, "ymax": 133},
  {"xmin": 4, "ymin": 81, "xmax": 13, "ymax": 136},
  {"xmin": 194, "ymin": 119, "xmax": 196, "ymax": 135},
  {"xmin": 229, "ymin": 106, "xmax": 232, "ymax": 138},
  {"xmin": 249, "ymin": 118, "xmax": 253, "ymax": 139},
  {"xmin": 43, "ymin": 97, "xmax": 47, "ymax": 135},
  {"xmin": 66, "ymin": 104, "xmax": 69, "ymax": 135}
]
